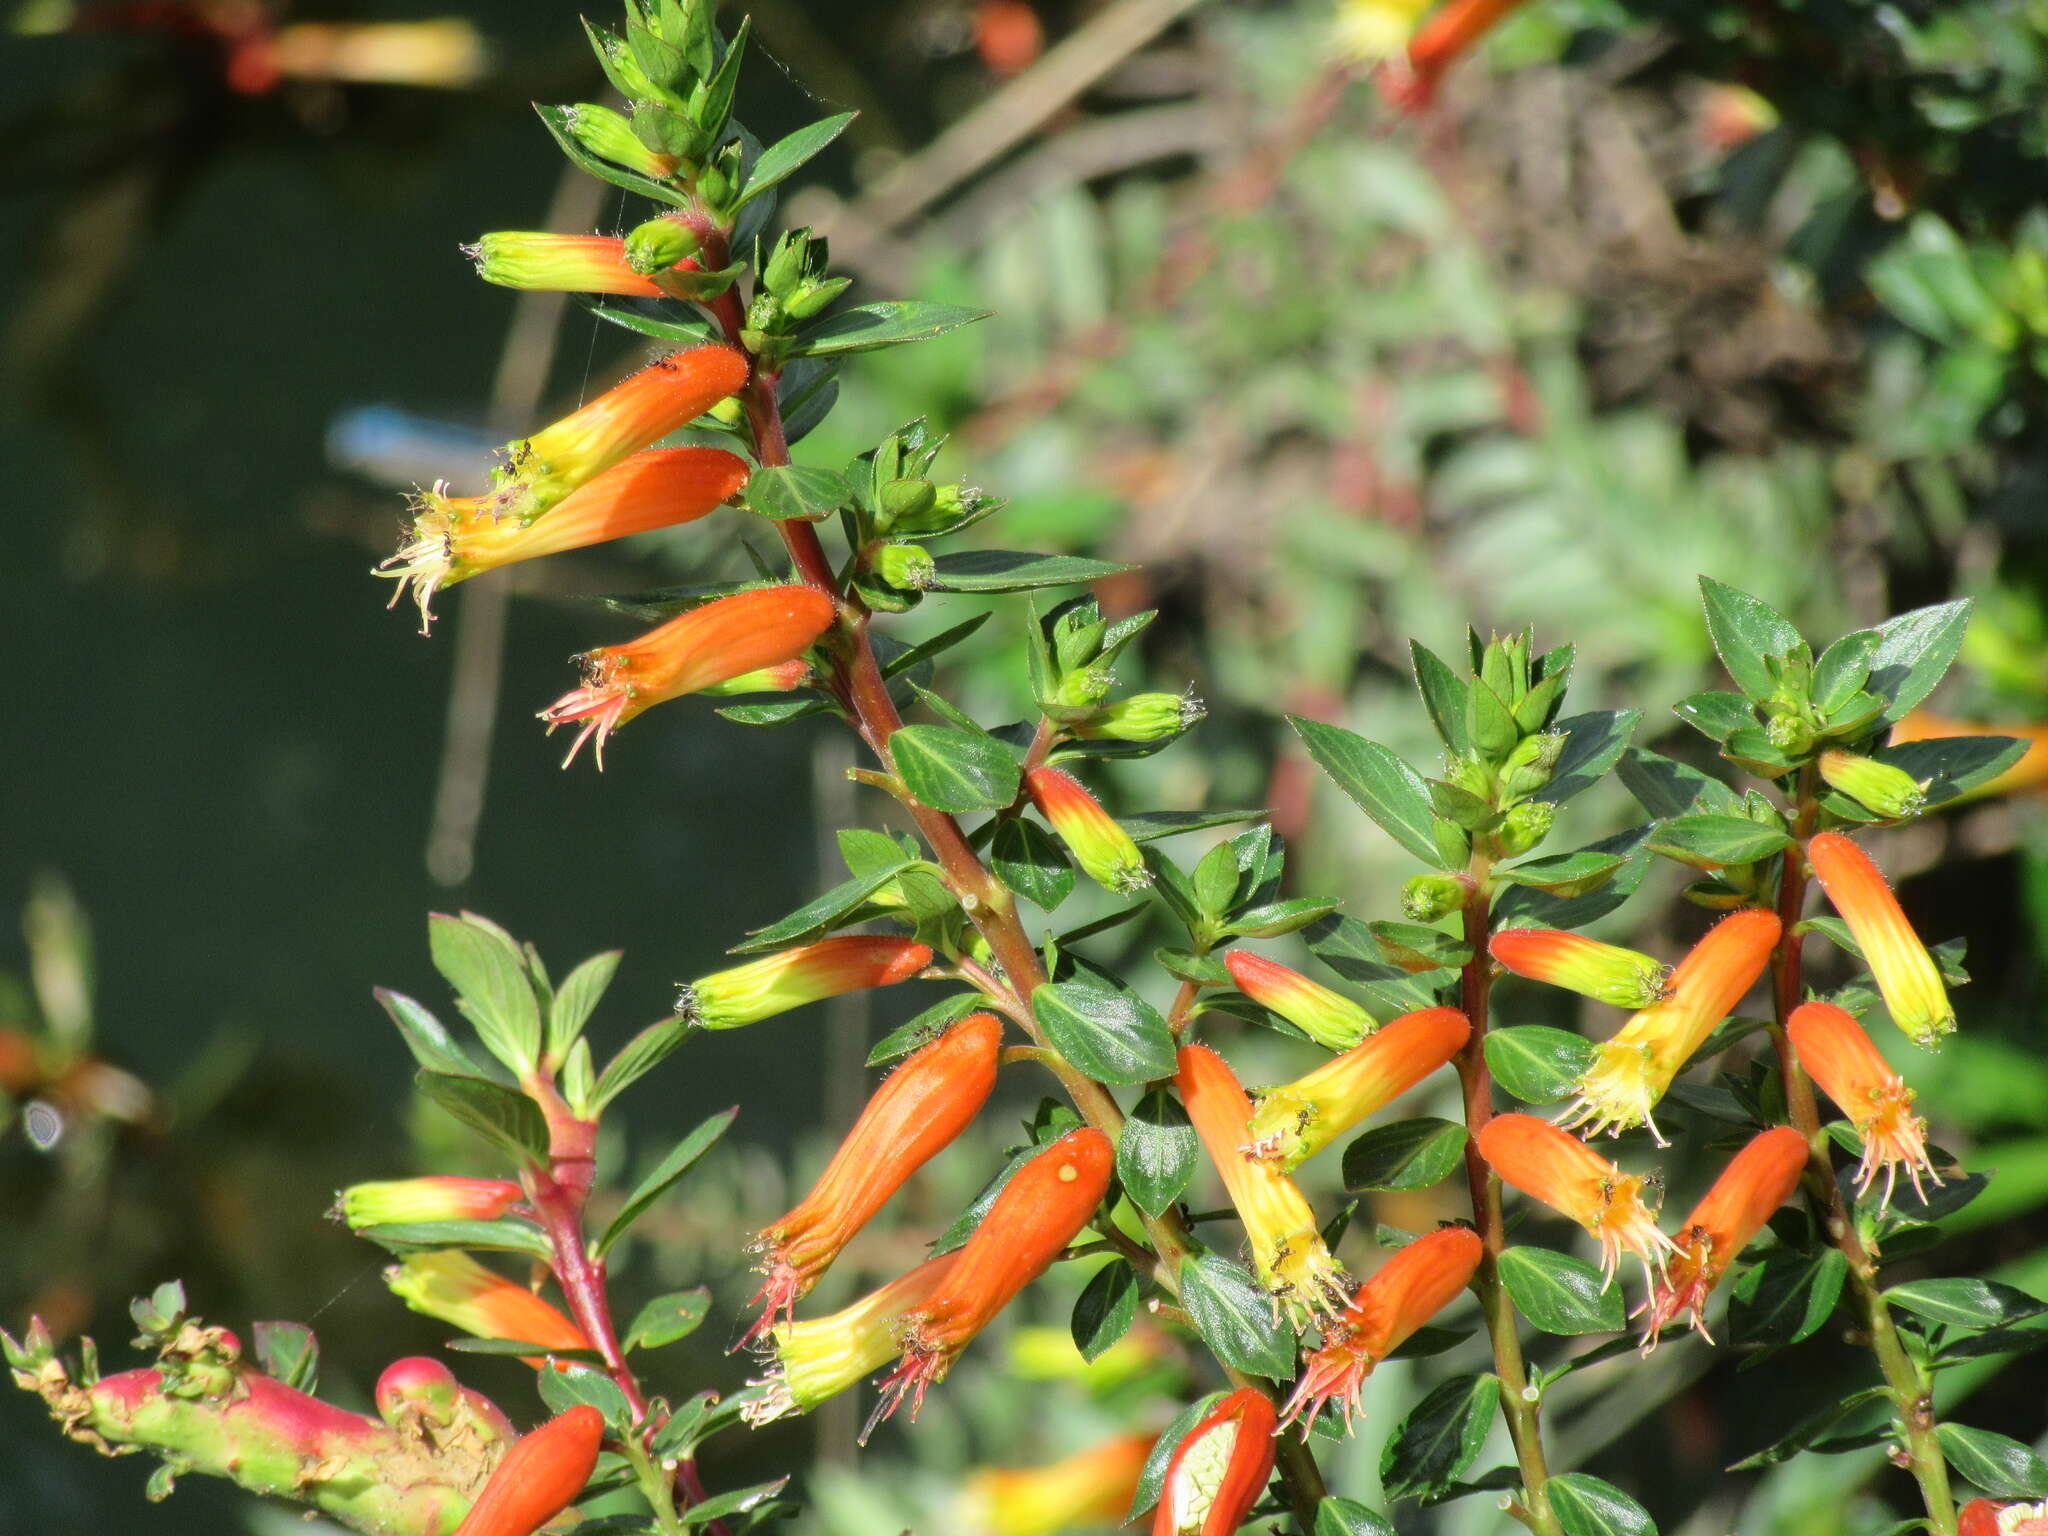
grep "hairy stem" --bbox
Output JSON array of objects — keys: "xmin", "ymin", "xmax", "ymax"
[
  {"xmin": 1769, "ymin": 770, "xmax": 1956, "ymax": 1536},
  {"xmin": 1454, "ymin": 855, "xmax": 1564, "ymax": 1536}
]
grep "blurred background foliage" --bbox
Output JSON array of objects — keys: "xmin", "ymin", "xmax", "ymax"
[{"xmin": 3, "ymin": 0, "xmax": 2047, "ymax": 1532}]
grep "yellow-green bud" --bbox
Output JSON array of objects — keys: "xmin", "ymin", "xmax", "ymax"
[
  {"xmin": 1402, "ymin": 872, "xmax": 1473, "ymax": 923},
  {"xmin": 1072, "ymin": 692, "xmax": 1204, "ymax": 743},
  {"xmin": 1053, "ymin": 664, "xmax": 1115, "ymax": 711},
  {"xmin": 876, "ymin": 478, "xmax": 938, "ymax": 531},
  {"xmin": 1818, "ymin": 749, "xmax": 1928, "ymax": 819},
  {"xmin": 1496, "ymin": 800, "xmax": 1553, "ymax": 857},
  {"xmin": 872, "ymin": 543, "xmax": 936, "ymax": 592},
  {"xmin": 785, "ymin": 276, "xmax": 851, "ymax": 320},
  {"xmin": 563, "ymin": 103, "xmax": 677, "ymax": 179},
  {"xmin": 1500, "ymin": 731, "xmax": 1566, "ymax": 797},
  {"xmin": 623, "ymin": 215, "xmax": 700, "ymax": 275}
]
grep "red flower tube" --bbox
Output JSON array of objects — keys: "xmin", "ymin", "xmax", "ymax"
[
  {"xmin": 540, "ymin": 585, "xmax": 838, "ymax": 767},
  {"xmin": 742, "ymin": 1013, "xmax": 1002, "ymax": 1344},
  {"xmin": 1637, "ymin": 1126, "xmax": 1807, "ymax": 1343},
  {"xmin": 1788, "ymin": 1000, "xmax": 1940, "ymax": 1204},
  {"xmin": 1807, "ymin": 832, "xmax": 1956, "ymax": 1047},
  {"xmin": 678, "ymin": 935, "xmax": 932, "ymax": 1030},
  {"xmin": 1150, "ymin": 1387, "xmax": 1277, "ymax": 1536},
  {"xmin": 1281, "ymin": 1226, "xmax": 1482, "ymax": 1432},
  {"xmin": 1477, "ymin": 1114, "xmax": 1673, "ymax": 1286},
  {"xmin": 869, "ymin": 1128, "xmax": 1112, "ymax": 1431},
  {"xmin": 1243, "ymin": 1005, "xmax": 1469, "ymax": 1169},
  {"xmin": 1223, "ymin": 950, "xmax": 1374, "ymax": 1052},
  {"xmin": 451, "ymin": 1404, "xmax": 604, "ymax": 1536}
]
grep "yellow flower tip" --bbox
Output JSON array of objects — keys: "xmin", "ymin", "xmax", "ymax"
[
  {"xmin": 1806, "ymin": 833, "xmax": 1956, "ymax": 1049},
  {"xmin": 1242, "ymin": 1005, "xmax": 1469, "ymax": 1168},
  {"xmin": 744, "ymin": 1253, "xmax": 959, "ymax": 1426},
  {"xmin": 1241, "ymin": 1090, "xmax": 1319, "ymax": 1170},
  {"xmin": 1331, "ymin": 0, "xmax": 1431, "ymax": 62},
  {"xmin": 1789, "ymin": 1001, "xmax": 1942, "ymax": 1208}
]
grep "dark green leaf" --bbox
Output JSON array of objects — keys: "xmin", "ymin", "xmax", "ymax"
[
  {"xmin": 1367, "ymin": 920, "xmax": 1469, "ymax": 972},
  {"xmin": 1128, "ymin": 1393, "xmax": 1225, "ymax": 1521},
  {"xmin": 731, "ymin": 861, "xmax": 917, "ymax": 952},
  {"xmin": 1178, "ymin": 1253, "xmax": 1294, "ymax": 1378},
  {"xmin": 1937, "ymin": 1423, "xmax": 2048, "ymax": 1498},
  {"xmin": 1342, "ymin": 1119, "xmax": 1468, "ymax": 1192},
  {"xmin": 992, "ymin": 818, "xmax": 1075, "ymax": 911},
  {"xmin": 429, "ymin": 913, "xmax": 544, "ymax": 1072},
  {"xmin": 1032, "ymin": 982, "xmax": 1175, "ymax": 1085},
  {"xmin": 1498, "ymin": 1247, "xmax": 1624, "ymax": 1334},
  {"xmin": 738, "ymin": 112, "xmax": 855, "ymax": 206},
  {"xmin": 1227, "ymin": 897, "xmax": 1344, "ymax": 940},
  {"xmin": 415, "ymin": 1072, "xmax": 549, "ymax": 1163},
  {"xmin": 1155, "ymin": 948, "xmax": 1232, "ymax": 985},
  {"xmin": 1536, "ymin": 711, "xmax": 1642, "ymax": 804},
  {"xmin": 1315, "ymin": 1497, "xmax": 1398, "ymax": 1536},
  {"xmin": 746, "ymin": 464, "xmax": 848, "ymax": 522},
  {"xmin": 1868, "ymin": 600, "xmax": 1973, "ymax": 724},
  {"xmin": 1379, "ymin": 1374, "xmax": 1500, "ymax": 1502},
  {"xmin": 1728, "ymin": 1386, "xmax": 1890, "ymax": 1470},
  {"xmin": 1615, "ymin": 748, "xmax": 1740, "ymax": 819},
  {"xmin": 882, "ymin": 612, "xmax": 994, "ymax": 679},
  {"xmin": 1495, "ymin": 850, "xmax": 1626, "ymax": 897},
  {"xmin": 1484, "ymin": 1027, "xmax": 1595, "ymax": 1105},
  {"xmin": 1494, "ymin": 825, "xmax": 1658, "ymax": 931},
  {"xmin": 1674, "ymin": 691, "xmax": 1758, "ymax": 742},
  {"xmin": 892, "ymin": 725, "xmax": 1021, "ymax": 814},
  {"xmin": 549, "ymin": 950, "xmax": 621, "ymax": 1063},
  {"xmin": 1122, "ymin": 808, "xmax": 1269, "ymax": 843},
  {"xmin": 1729, "ymin": 1246, "xmax": 1847, "ymax": 1350},
  {"xmin": 924, "ymin": 550, "xmax": 1136, "ymax": 592},
  {"xmin": 539, "ymin": 1365, "xmax": 635, "ymax": 1433},
  {"xmin": 1302, "ymin": 914, "xmax": 1444, "ymax": 1018},
  {"xmin": 931, "ymin": 1141, "xmax": 1040, "ymax": 1255},
  {"xmin": 598, "ymin": 1108, "xmax": 737, "ymax": 1256},
  {"xmin": 1700, "ymin": 576, "xmax": 1804, "ymax": 703},
  {"xmin": 1071, "ymin": 1260, "xmax": 1140, "ymax": 1362},
  {"xmin": 1289, "ymin": 719, "xmax": 1445, "ymax": 867},
  {"xmin": 1644, "ymin": 815, "xmax": 1792, "ymax": 869},
  {"xmin": 1548, "ymin": 1472, "xmax": 1657, "ymax": 1536},
  {"xmin": 867, "ymin": 994, "xmax": 982, "ymax": 1066},
  {"xmin": 625, "ymin": 1289, "xmax": 711, "ymax": 1351},
  {"xmin": 446, "ymin": 1336, "xmax": 603, "ymax": 1362},
  {"xmin": 1886, "ymin": 1277, "xmax": 2048, "ymax": 1330},
  {"xmin": 1410, "ymin": 642, "xmax": 1470, "ymax": 755},
  {"xmin": 677, "ymin": 1478, "xmax": 789, "ymax": 1527},
  {"xmin": 356, "ymin": 1218, "xmax": 552, "ymax": 1258},
  {"xmin": 590, "ymin": 1018, "xmax": 693, "ymax": 1111},
  {"xmin": 794, "ymin": 301, "xmax": 991, "ymax": 357},
  {"xmin": 1386, "ymin": 1324, "xmax": 1472, "ymax": 1361},
  {"xmin": 1119, "ymin": 1088, "xmax": 1198, "ymax": 1217},
  {"xmin": 1812, "ymin": 630, "xmax": 1882, "ymax": 712},
  {"xmin": 375, "ymin": 989, "xmax": 482, "ymax": 1077},
  {"xmin": 582, "ymin": 298, "xmax": 719, "ymax": 347},
  {"xmin": 251, "ymin": 1322, "xmax": 317, "ymax": 1395},
  {"xmin": 1881, "ymin": 736, "xmax": 2028, "ymax": 806}
]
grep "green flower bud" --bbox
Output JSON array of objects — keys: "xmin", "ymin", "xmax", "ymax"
[
  {"xmin": 1072, "ymin": 692, "xmax": 1204, "ymax": 743},
  {"xmin": 785, "ymin": 275, "xmax": 851, "ymax": 320},
  {"xmin": 1818, "ymin": 749, "xmax": 1928, "ymax": 819},
  {"xmin": 762, "ymin": 231, "xmax": 810, "ymax": 297},
  {"xmin": 876, "ymin": 477, "xmax": 938, "ymax": 530},
  {"xmin": 1053, "ymin": 663, "xmax": 1115, "ymax": 711},
  {"xmin": 1765, "ymin": 707, "xmax": 1816, "ymax": 756},
  {"xmin": 562, "ymin": 103, "xmax": 677, "ymax": 179},
  {"xmin": 1500, "ymin": 731, "xmax": 1566, "ymax": 797},
  {"xmin": 623, "ymin": 215, "xmax": 700, "ymax": 275},
  {"xmin": 1402, "ymin": 872, "xmax": 1473, "ymax": 923},
  {"xmin": 872, "ymin": 543, "xmax": 936, "ymax": 592},
  {"xmin": 696, "ymin": 156, "xmax": 732, "ymax": 209},
  {"xmin": 1445, "ymin": 753, "xmax": 1494, "ymax": 802},
  {"xmin": 1495, "ymin": 799, "xmax": 1554, "ymax": 857}
]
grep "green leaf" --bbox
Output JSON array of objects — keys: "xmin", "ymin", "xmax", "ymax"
[
  {"xmin": 251, "ymin": 1322, "xmax": 318, "ymax": 1395},
  {"xmin": 1071, "ymin": 1260, "xmax": 1140, "ymax": 1362},
  {"xmin": 746, "ymin": 464, "xmax": 849, "ymax": 522},
  {"xmin": 1729, "ymin": 1246, "xmax": 1847, "ymax": 1350},
  {"xmin": 676, "ymin": 1479, "xmax": 789, "ymax": 1527},
  {"xmin": 866, "ymin": 994, "xmax": 981, "ymax": 1067},
  {"xmin": 1494, "ymin": 825, "xmax": 1657, "ymax": 932},
  {"xmin": 590, "ymin": 1018, "xmax": 693, "ymax": 1111},
  {"xmin": 355, "ymin": 1218, "xmax": 553, "ymax": 1259},
  {"xmin": 446, "ymin": 1336, "xmax": 603, "ymax": 1363},
  {"xmin": 1342, "ymin": 1119, "xmax": 1468, "ymax": 1192},
  {"xmin": 1122, "ymin": 809, "xmax": 1269, "ymax": 843},
  {"xmin": 1316, "ymin": 1497, "xmax": 1399, "ymax": 1536},
  {"xmin": 882, "ymin": 612, "xmax": 994, "ymax": 680},
  {"xmin": 737, "ymin": 112, "xmax": 855, "ymax": 206},
  {"xmin": 1032, "ymin": 982, "xmax": 1175, "ymax": 1085},
  {"xmin": 1886, "ymin": 1277, "xmax": 2048, "ymax": 1330},
  {"xmin": 1937, "ymin": 1423, "xmax": 2048, "ymax": 1498},
  {"xmin": 794, "ymin": 300, "xmax": 991, "ymax": 357},
  {"xmin": 730, "ymin": 860, "xmax": 918, "ymax": 953},
  {"xmin": 1700, "ymin": 576, "xmax": 1805, "ymax": 703},
  {"xmin": 415, "ymin": 1072, "xmax": 549, "ymax": 1164},
  {"xmin": 1119, "ymin": 1089, "xmax": 1198, "ymax": 1217},
  {"xmin": 1410, "ymin": 642, "xmax": 1470, "ymax": 755},
  {"xmin": 1498, "ymin": 1247, "xmax": 1624, "ymax": 1334},
  {"xmin": 892, "ymin": 725, "xmax": 1021, "ymax": 814},
  {"xmin": 1868, "ymin": 599, "xmax": 1973, "ymax": 724},
  {"xmin": 1548, "ymin": 1472, "xmax": 1657, "ymax": 1536},
  {"xmin": 538, "ymin": 1365, "xmax": 635, "ymax": 1433},
  {"xmin": 1536, "ymin": 710, "xmax": 1641, "ymax": 804},
  {"xmin": 1495, "ymin": 850, "xmax": 1627, "ymax": 897},
  {"xmin": 1303, "ymin": 914, "xmax": 1444, "ymax": 1018},
  {"xmin": 1812, "ymin": 630, "xmax": 1882, "ymax": 712},
  {"xmin": 1366, "ymin": 920, "xmax": 1469, "ymax": 972},
  {"xmin": 1127, "ymin": 1393, "xmax": 1225, "ymax": 1521},
  {"xmin": 1289, "ymin": 718, "xmax": 1445, "ymax": 867},
  {"xmin": 1644, "ymin": 815, "xmax": 1792, "ymax": 869},
  {"xmin": 624, "ymin": 1289, "xmax": 711, "ymax": 1351},
  {"xmin": 991, "ymin": 818, "xmax": 1075, "ymax": 911},
  {"xmin": 1728, "ymin": 1386, "xmax": 1890, "ymax": 1470},
  {"xmin": 1379, "ymin": 1374, "xmax": 1500, "ymax": 1502},
  {"xmin": 923, "ymin": 550, "xmax": 1136, "ymax": 592},
  {"xmin": 429, "ymin": 914, "xmax": 544, "ymax": 1072},
  {"xmin": 534, "ymin": 104, "xmax": 689, "ymax": 207},
  {"xmin": 1881, "ymin": 735, "xmax": 2028, "ymax": 806},
  {"xmin": 597, "ymin": 1108, "xmax": 737, "ymax": 1257},
  {"xmin": 1615, "ymin": 748, "xmax": 1740, "ymax": 819},
  {"xmin": 374, "ymin": 989, "xmax": 483, "ymax": 1077},
  {"xmin": 548, "ymin": 950, "xmax": 620, "ymax": 1064},
  {"xmin": 1674, "ymin": 691, "xmax": 1758, "ymax": 742},
  {"xmin": 1484, "ymin": 1027, "xmax": 1595, "ymax": 1105},
  {"xmin": 1177, "ymin": 1253, "xmax": 1294, "ymax": 1378},
  {"xmin": 582, "ymin": 298, "xmax": 716, "ymax": 347},
  {"xmin": 1228, "ymin": 897, "xmax": 1344, "ymax": 940}
]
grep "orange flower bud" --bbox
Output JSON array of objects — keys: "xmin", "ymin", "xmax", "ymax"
[
  {"xmin": 452, "ymin": 1404, "xmax": 604, "ymax": 1536},
  {"xmin": 743, "ymin": 1254, "xmax": 958, "ymax": 1425},
  {"xmin": 1243, "ymin": 1006, "xmax": 1469, "ymax": 1170},
  {"xmin": 1223, "ymin": 951, "xmax": 1374, "ymax": 1052},
  {"xmin": 1807, "ymin": 832, "xmax": 1956, "ymax": 1047},
  {"xmin": 465, "ymin": 233, "xmax": 664, "ymax": 297},
  {"xmin": 1281, "ymin": 1226, "xmax": 1482, "ymax": 1432},
  {"xmin": 1562, "ymin": 910, "xmax": 1781, "ymax": 1145},
  {"xmin": 1788, "ymin": 1000, "xmax": 1940, "ymax": 1205},
  {"xmin": 743, "ymin": 1013, "xmax": 1002, "ymax": 1344},
  {"xmin": 1489, "ymin": 929, "xmax": 1671, "ymax": 1010},
  {"xmin": 1151, "ymin": 1387, "xmax": 1277, "ymax": 1536},
  {"xmin": 964, "ymin": 1433, "xmax": 1153, "ymax": 1536},
  {"xmin": 340, "ymin": 1176, "xmax": 524, "ymax": 1229},
  {"xmin": 380, "ymin": 447, "xmax": 748, "ymax": 631},
  {"xmin": 678, "ymin": 935, "xmax": 932, "ymax": 1030},
  {"xmin": 1380, "ymin": 0, "xmax": 1527, "ymax": 110},
  {"xmin": 384, "ymin": 1253, "xmax": 590, "ymax": 1366},
  {"xmin": 1638, "ymin": 1126, "xmax": 1806, "ymax": 1342},
  {"xmin": 1178, "ymin": 1045, "xmax": 1349, "ymax": 1320},
  {"xmin": 540, "ymin": 585, "xmax": 838, "ymax": 767},
  {"xmin": 1478, "ymin": 1114, "xmax": 1673, "ymax": 1286},
  {"xmin": 1024, "ymin": 767, "xmax": 1150, "ymax": 895},
  {"xmin": 871, "ymin": 1128, "xmax": 1112, "ymax": 1431}
]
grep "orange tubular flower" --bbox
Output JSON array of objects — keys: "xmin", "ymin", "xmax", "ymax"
[
  {"xmin": 1024, "ymin": 767, "xmax": 1151, "ymax": 895},
  {"xmin": 466, "ymin": 233, "xmax": 665, "ymax": 297},
  {"xmin": 1223, "ymin": 951, "xmax": 1374, "ymax": 1053},
  {"xmin": 451, "ymin": 1404, "xmax": 604, "ymax": 1536},
  {"xmin": 380, "ymin": 446, "xmax": 749, "ymax": 631},
  {"xmin": 1243, "ymin": 1006, "xmax": 1470, "ymax": 1170},
  {"xmin": 1281, "ymin": 1226, "xmax": 1482, "ymax": 1432},
  {"xmin": 1178, "ymin": 1045, "xmax": 1349, "ymax": 1320},
  {"xmin": 1380, "ymin": 0, "xmax": 1528, "ymax": 110},
  {"xmin": 1151, "ymin": 1388, "xmax": 1277, "ymax": 1536},
  {"xmin": 1478, "ymin": 1114, "xmax": 1673, "ymax": 1286},
  {"xmin": 964, "ymin": 1433, "xmax": 1153, "ymax": 1536},
  {"xmin": 383, "ymin": 1253, "xmax": 591, "ymax": 1365},
  {"xmin": 871, "ymin": 1128, "xmax": 1112, "ymax": 1431},
  {"xmin": 1788, "ymin": 1001, "xmax": 1941, "ymax": 1204},
  {"xmin": 1488, "ymin": 929, "xmax": 1671, "ymax": 1010},
  {"xmin": 742, "ymin": 1254, "xmax": 958, "ymax": 1425},
  {"xmin": 1638, "ymin": 1126, "xmax": 1807, "ymax": 1344},
  {"xmin": 339, "ymin": 1176, "xmax": 525, "ymax": 1229},
  {"xmin": 540, "ymin": 585, "xmax": 838, "ymax": 767},
  {"xmin": 1961, "ymin": 1499, "xmax": 2048, "ymax": 1536},
  {"xmin": 743, "ymin": 1013, "xmax": 1003, "ymax": 1344},
  {"xmin": 1562, "ymin": 909, "xmax": 1781, "ymax": 1145},
  {"xmin": 678, "ymin": 935, "xmax": 932, "ymax": 1031},
  {"xmin": 1807, "ymin": 832, "xmax": 1956, "ymax": 1047}
]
